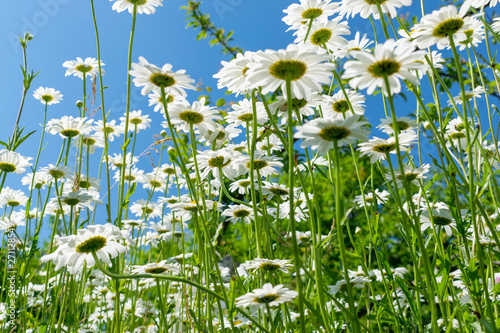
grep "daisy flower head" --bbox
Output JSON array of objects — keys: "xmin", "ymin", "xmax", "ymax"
[
  {"xmin": 386, "ymin": 163, "xmax": 430, "ymax": 187},
  {"xmin": 354, "ymin": 189, "xmax": 390, "ymax": 207},
  {"xmin": 451, "ymin": 86, "xmax": 485, "ymax": 105},
  {"xmin": 247, "ymin": 44, "xmax": 335, "ymax": 100},
  {"xmin": 21, "ymin": 172, "xmax": 49, "ymax": 190},
  {"xmin": 41, "ymin": 224, "xmax": 127, "ymax": 274},
  {"xmin": 295, "ymin": 115, "xmax": 369, "ymax": 154},
  {"xmin": 236, "ymin": 151, "xmax": 284, "ymax": 178},
  {"xmin": 63, "ymin": 57, "xmax": 104, "ymax": 79},
  {"xmin": 338, "ymin": 0, "xmax": 412, "ymax": 20},
  {"xmin": 229, "ymin": 178, "xmax": 255, "ymax": 195},
  {"xmin": 132, "ymin": 260, "xmax": 180, "ymax": 275},
  {"xmin": 130, "ymin": 199, "xmax": 161, "ymax": 219},
  {"xmin": 420, "ymin": 209, "xmax": 457, "ymax": 237},
  {"xmin": 226, "ymin": 98, "xmax": 268, "ymax": 128},
  {"xmin": 377, "ymin": 116, "xmax": 418, "ymax": 135},
  {"xmin": 445, "ymin": 118, "xmax": 474, "ymax": 150},
  {"xmin": 46, "ymin": 116, "xmax": 93, "ymax": 138},
  {"xmin": 221, "ymin": 204, "xmax": 255, "ymax": 224},
  {"xmin": 270, "ymin": 94, "xmax": 320, "ymax": 124},
  {"xmin": 411, "ymin": 5, "xmax": 473, "ymax": 50},
  {"xmin": 321, "ymin": 89, "xmax": 366, "ymax": 119},
  {"xmin": 213, "ymin": 51, "xmax": 256, "ymax": 95},
  {"xmin": 58, "ymin": 190, "xmax": 97, "ymax": 211},
  {"xmin": 110, "ymin": 0, "xmax": 163, "ymax": 15},
  {"xmin": 282, "ymin": 0, "xmax": 340, "ymax": 31},
  {"xmin": 147, "ymin": 90, "xmax": 185, "ymax": 115},
  {"xmin": 0, "ymin": 149, "xmax": 32, "ymax": 174},
  {"xmin": 294, "ymin": 18, "xmax": 350, "ymax": 53},
  {"xmin": 493, "ymin": 17, "xmax": 500, "ymax": 34},
  {"xmin": 235, "ymin": 283, "xmax": 298, "ymax": 309},
  {"xmin": 33, "ymin": 87, "xmax": 63, "ymax": 105},
  {"xmin": 94, "ymin": 119, "xmax": 124, "ymax": 142},
  {"xmin": 39, "ymin": 164, "xmax": 72, "ymax": 181},
  {"xmin": 358, "ymin": 133, "xmax": 416, "ymax": 163},
  {"xmin": 193, "ymin": 148, "xmax": 241, "ymax": 181},
  {"xmin": 262, "ymin": 181, "xmax": 290, "ymax": 200},
  {"xmin": 244, "ymin": 258, "xmax": 294, "ymax": 274},
  {"xmin": 197, "ymin": 123, "xmax": 242, "ymax": 149},
  {"xmin": 335, "ymin": 32, "xmax": 373, "ymax": 59},
  {"xmin": 120, "ymin": 110, "xmax": 151, "ymax": 132},
  {"xmin": 344, "ymin": 39, "xmax": 426, "ymax": 96},
  {"xmin": 0, "ymin": 187, "xmax": 28, "ymax": 208},
  {"xmin": 129, "ymin": 56, "xmax": 196, "ymax": 96},
  {"xmin": 166, "ymin": 97, "xmax": 222, "ymax": 136},
  {"xmin": 456, "ymin": 18, "xmax": 484, "ymax": 50}
]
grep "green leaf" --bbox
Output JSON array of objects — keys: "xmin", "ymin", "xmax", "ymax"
[{"xmin": 216, "ymin": 98, "xmax": 226, "ymax": 107}]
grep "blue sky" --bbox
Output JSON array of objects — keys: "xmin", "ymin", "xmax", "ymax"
[{"xmin": 1, "ymin": 1, "xmax": 494, "ymax": 228}]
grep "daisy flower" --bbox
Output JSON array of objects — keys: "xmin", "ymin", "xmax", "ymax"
[
  {"xmin": 451, "ymin": 86, "xmax": 485, "ymax": 105},
  {"xmin": 354, "ymin": 189, "xmax": 390, "ymax": 207},
  {"xmin": 229, "ymin": 178, "xmax": 255, "ymax": 195},
  {"xmin": 335, "ymin": 32, "xmax": 373, "ymax": 59},
  {"xmin": 33, "ymin": 87, "xmax": 63, "ymax": 105},
  {"xmin": 213, "ymin": 51, "xmax": 256, "ymax": 95},
  {"xmin": 338, "ymin": 0, "xmax": 412, "ymax": 20},
  {"xmin": 197, "ymin": 123, "xmax": 241, "ymax": 149},
  {"xmin": 129, "ymin": 56, "xmax": 196, "ymax": 96},
  {"xmin": 63, "ymin": 57, "xmax": 104, "ymax": 79},
  {"xmin": 247, "ymin": 44, "xmax": 335, "ymax": 100},
  {"xmin": 0, "ymin": 149, "xmax": 32, "ymax": 174},
  {"xmin": 411, "ymin": 5, "xmax": 473, "ymax": 50},
  {"xmin": 108, "ymin": 153, "xmax": 139, "ymax": 170},
  {"xmin": 148, "ymin": 90, "xmax": 185, "ymax": 115},
  {"xmin": 76, "ymin": 134, "xmax": 103, "ymax": 154},
  {"xmin": 344, "ymin": 39, "xmax": 426, "ymax": 96},
  {"xmin": 46, "ymin": 116, "xmax": 93, "ymax": 138},
  {"xmin": 420, "ymin": 209, "xmax": 457, "ymax": 237},
  {"xmin": 236, "ymin": 152, "xmax": 284, "ymax": 177},
  {"xmin": 377, "ymin": 116, "xmax": 418, "ymax": 135},
  {"xmin": 282, "ymin": 0, "xmax": 340, "ymax": 31},
  {"xmin": 358, "ymin": 133, "xmax": 416, "ymax": 163},
  {"xmin": 235, "ymin": 283, "xmax": 298, "ymax": 309},
  {"xmin": 493, "ymin": 17, "xmax": 500, "ymax": 34},
  {"xmin": 120, "ymin": 110, "xmax": 151, "ymax": 132},
  {"xmin": 41, "ymin": 224, "xmax": 127, "ymax": 274},
  {"xmin": 328, "ymin": 276, "xmax": 371, "ymax": 296},
  {"xmin": 457, "ymin": 17, "xmax": 484, "ymax": 51},
  {"xmin": 110, "ymin": 0, "xmax": 163, "ymax": 15},
  {"xmin": 130, "ymin": 199, "xmax": 161, "ymax": 219},
  {"xmin": 93, "ymin": 119, "xmax": 124, "ymax": 142},
  {"xmin": 39, "ymin": 164, "xmax": 72, "ymax": 181},
  {"xmin": 245, "ymin": 258, "xmax": 294, "ymax": 274},
  {"xmin": 295, "ymin": 115, "xmax": 369, "ymax": 154},
  {"xmin": 58, "ymin": 190, "xmax": 97, "ymax": 210},
  {"xmin": 226, "ymin": 99, "xmax": 268, "ymax": 128},
  {"xmin": 262, "ymin": 181, "xmax": 290, "ymax": 200},
  {"xmin": 321, "ymin": 89, "xmax": 366, "ymax": 119},
  {"xmin": 294, "ymin": 18, "xmax": 350, "ymax": 53},
  {"xmin": 166, "ymin": 97, "xmax": 222, "ymax": 136},
  {"xmin": 21, "ymin": 172, "xmax": 49, "ymax": 190},
  {"xmin": 445, "ymin": 118, "xmax": 473, "ymax": 150},
  {"xmin": 193, "ymin": 148, "xmax": 241, "ymax": 181},
  {"xmin": 270, "ymin": 94, "xmax": 320, "ymax": 124},
  {"xmin": 221, "ymin": 204, "xmax": 255, "ymax": 224},
  {"xmin": 139, "ymin": 172, "xmax": 168, "ymax": 192},
  {"xmin": 132, "ymin": 261, "xmax": 180, "ymax": 275},
  {"xmin": 385, "ymin": 164, "xmax": 430, "ymax": 187},
  {"xmin": 0, "ymin": 187, "xmax": 28, "ymax": 208}
]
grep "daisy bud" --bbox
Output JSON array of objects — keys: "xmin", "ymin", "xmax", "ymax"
[
  {"xmin": 76, "ymin": 100, "xmax": 83, "ymax": 108},
  {"xmin": 355, "ymin": 227, "xmax": 362, "ymax": 234}
]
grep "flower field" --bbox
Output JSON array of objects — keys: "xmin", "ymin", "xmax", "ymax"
[{"xmin": 1, "ymin": 0, "xmax": 500, "ymax": 332}]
